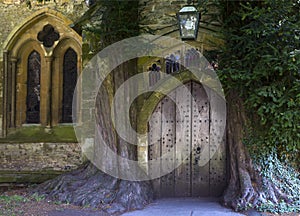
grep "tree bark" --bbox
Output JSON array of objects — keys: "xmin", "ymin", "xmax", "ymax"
[
  {"xmin": 222, "ymin": 90, "xmax": 290, "ymax": 211},
  {"xmin": 33, "ymin": 80, "xmax": 295, "ymax": 214},
  {"xmin": 33, "ymin": 61, "xmax": 153, "ymax": 215}
]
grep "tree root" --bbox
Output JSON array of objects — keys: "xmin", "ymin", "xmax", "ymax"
[
  {"xmin": 222, "ymin": 91, "xmax": 295, "ymax": 213},
  {"xmin": 222, "ymin": 166, "xmax": 291, "ymax": 212},
  {"xmin": 32, "ymin": 163, "xmax": 153, "ymax": 215}
]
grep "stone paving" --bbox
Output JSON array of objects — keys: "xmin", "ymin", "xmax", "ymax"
[
  {"xmin": 48, "ymin": 198, "xmax": 248, "ymax": 216},
  {"xmin": 47, "ymin": 198, "xmax": 272, "ymax": 216},
  {"xmin": 121, "ymin": 198, "xmax": 246, "ymax": 216}
]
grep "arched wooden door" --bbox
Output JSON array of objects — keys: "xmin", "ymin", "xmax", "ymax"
[{"xmin": 148, "ymin": 81, "xmax": 227, "ymax": 198}]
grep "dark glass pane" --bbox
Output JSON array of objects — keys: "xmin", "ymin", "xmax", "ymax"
[
  {"xmin": 26, "ymin": 51, "xmax": 41, "ymax": 123},
  {"xmin": 62, "ymin": 48, "xmax": 77, "ymax": 123}
]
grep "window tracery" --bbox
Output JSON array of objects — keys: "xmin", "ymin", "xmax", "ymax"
[{"xmin": 37, "ymin": 24, "xmax": 60, "ymax": 48}]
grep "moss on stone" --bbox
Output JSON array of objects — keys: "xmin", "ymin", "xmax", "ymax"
[
  {"xmin": 0, "ymin": 126, "xmax": 77, "ymax": 143},
  {"xmin": 0, "ymin": 170, "xmax": 63, "ymax": 183}
]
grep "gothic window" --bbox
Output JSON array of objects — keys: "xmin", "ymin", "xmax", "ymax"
[
  {"xmin": 37, "ymin": 24, "xmax": 60, "ymax": 48},
  {"xmin": 2, "ymin": 10, "xmax": 84, "ymax": 138},
  {"xmin": 148, "ymin": 63, "xmax": 161, "ymax": 87},
  {"xmin": 62, "ymin": 48, "xmax": 78, "ymax": 123},
  {"xmin": 26, "ymin": 50, "xmax": 41, "ymax": 123}
]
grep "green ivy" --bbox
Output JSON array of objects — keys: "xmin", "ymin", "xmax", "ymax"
[{"xmin": 249, "ymin": 148, "xmax": 300, "ymax": 213}]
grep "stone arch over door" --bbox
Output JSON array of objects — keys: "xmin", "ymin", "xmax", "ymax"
[
  {"xmin": 138, "ymin": 80, "xmax": 227, "ymax": 198},
  {"xmin": 2, "ymin": 8, "xmax": 82, "ymax": 135}
]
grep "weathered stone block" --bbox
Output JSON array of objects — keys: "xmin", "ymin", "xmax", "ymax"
[{"xmin": 0, "ymin": 142, "xmax": 83, "ymax": 183}]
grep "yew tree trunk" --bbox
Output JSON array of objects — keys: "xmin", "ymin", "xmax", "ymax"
[
  {"xmin": 222, "ymin": 91, "xmax": 290, "ymax": 211},
  {"xmin": 33, "ymin": 61, "xmax": 153, "ymax": 215},
  {"xmin": 33, "ymin": 1, "xmax": 154, "ymax": 213}
]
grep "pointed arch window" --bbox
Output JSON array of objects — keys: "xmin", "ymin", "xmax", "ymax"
[
  {"xmin": 2, "ymin": 11, "xmax": 83, "ymax": 137},
  {"xmin": 26, "ymin": 51, "xmax": 41, "ymax": 123},
  {"xmin": 62, "ymin": 48, "xmax": 78, "ymax": 123}
]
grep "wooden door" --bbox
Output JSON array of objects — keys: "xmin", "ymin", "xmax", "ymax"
[{"xmin": 148, "ymin": 81, "xmax": 227, "ymax": 198}]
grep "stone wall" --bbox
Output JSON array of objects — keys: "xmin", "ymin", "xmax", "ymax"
[
  {"xmin": 0, "ymin": 60, "xmax": 2, "ymax": 134},
  {"xmin": 0, "ymin": 142, "xmax": 82, "ymax": 183},
  {"xmin": 0, "ymin": 0, "xmax": 224, "ymax": 184},
  {"xmin": 139, "ymin": 0, "xmax": 185, "ymax": 37},
  {"xmin": 0, "ymin": 1, "xmax": 88, "ymax": 138},
  {"xmin": 137, "ymin": 0, "xmax": 223, "ymax": 170},
  {"xmin": 139, "ymin": 0, "xmax": 223, "ymax": 51},
  {"xmin": 0, "ymin": 0, "xmax": 87, "ymax": 57}
]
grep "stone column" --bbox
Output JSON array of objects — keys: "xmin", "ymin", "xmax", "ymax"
[
  {"xmin": 137, "ymin": 134, "xmax": 148, "ymax": 174},
  {"xmin": 44, "ymin": 56, "xmax": 53, "ymax": 128},
  {"xmin": 10, "ymin": 57, "xmax": 17, "ymax": 128},
  {"xmin": 2, "ymin": 50, "xmax": 9, "ymax": 136}
]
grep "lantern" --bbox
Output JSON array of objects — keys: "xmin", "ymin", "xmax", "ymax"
[{"xmin": 177, "ymin": 6, "xmax": 200, "ymax": 40}]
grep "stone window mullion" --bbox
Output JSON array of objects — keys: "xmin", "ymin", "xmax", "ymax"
[{"xmin": 42, "ymin": 56, "xmax": 53, "ymax": 127}]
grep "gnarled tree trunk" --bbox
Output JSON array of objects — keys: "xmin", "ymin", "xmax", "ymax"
[
  {"xmin": 222, "ymin": 91, "xmax": 290, "ymax": 211},
  {"xmin": 33, "ymin": 79, "xmax": 295, "ymax": 214},
  {"xmin": 33, "ymin": 60, "xmax": 153, "ymax": 215}
]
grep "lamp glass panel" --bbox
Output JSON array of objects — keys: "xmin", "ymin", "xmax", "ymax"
[{"xmin": 179, "ymin": 13, "xmax": 198, "ymax": 39}]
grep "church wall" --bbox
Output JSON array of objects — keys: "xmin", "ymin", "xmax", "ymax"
[
  {"xmin": 0, "ymin": 0, "xmax": 223, "ymax": 183},
  {"xmin": 0, "ymin": 142, "xmax": 82, "ymax": 183},
  {"xmin": 0, "ymin": 1, "xmax": 87, "ymax": 183},
  {"xmin": 0, "ymin": 0, "xmax": 88, "ymax": 135}
]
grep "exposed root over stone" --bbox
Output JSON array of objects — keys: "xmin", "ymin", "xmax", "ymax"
[
  {"xmin": 33, "ymin": 163, "xmax": 153, "ymax": 215},
  {"xmin": 222, "ymin": 92, "xmax": 299, "ymax": 213}
]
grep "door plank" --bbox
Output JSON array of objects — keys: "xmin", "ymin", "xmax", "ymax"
[
  {"xmin": 209, "ymin": 133, "xmax": 227, "ymax": 196},
  {"xmin": 160, "ymin": 92, "xmax": 176, "ymax": 197},
  {"xmin": 148, "ymin": 102, "xmax": 162, "ymax": 198},
  {"xmin": 174, "ymin": 82, "xmax": 192, "ymax": 197},
  {"xmin": 148, "ymin": 81, "xmax": 227, "ymax": 198},
  {"xmin": 191, "ymin": 82, "xmax": 210, "ymax": 197},
  {"xmin": 209, "ymin": 91, "xmax": 227, "ymax": 196}
]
